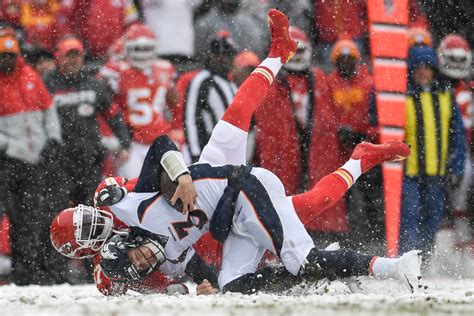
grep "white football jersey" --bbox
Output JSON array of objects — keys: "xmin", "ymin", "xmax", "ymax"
[{"xmin": 108, "ymin": 168, "xmax": 228, "ymax": 276}]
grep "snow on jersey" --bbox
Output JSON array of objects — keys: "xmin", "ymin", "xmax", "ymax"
[{"xmin": 107, "ymin": 164, "xmax": 230, "ymax": 276}]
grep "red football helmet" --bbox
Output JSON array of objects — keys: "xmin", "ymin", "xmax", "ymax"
[
  {"xmin": 438, "ymin": 34, "xmax": 472, "ymax": 80},
  {"xmin": 124, "ymin": 23, "xmax": 158, "ymax": 69},
  {"xmin": 284, "ymin": 26, "xmax": 313, "ymax": 72},
  {"xmin": 50, "ymin": 205, "xmax": 114, "ymax": 259}
]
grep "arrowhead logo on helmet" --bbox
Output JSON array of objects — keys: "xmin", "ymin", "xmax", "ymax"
[{"xmin": 50, "ymin": 205, "xmax": 115, "ymax": 259}]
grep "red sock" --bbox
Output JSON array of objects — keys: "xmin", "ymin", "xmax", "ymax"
[
  {"xmin": 292, "ymin": 171, "xmax": 351, "ymax": 224},
  {"xmin": 222, "ymin": 66, "xmax": 274, "ymax": 132}
]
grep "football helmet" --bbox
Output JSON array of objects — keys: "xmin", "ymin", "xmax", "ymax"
[
  {"xmin": 284, "ymin": 26, "xmax": 313, "ymax": 72},
  {"xmin": 438, "ymin": 34, "xmax": 472, "ymax": 80},
  {"xmin": 50, "ymin": 204, "xmax": 114, "ymax": 258},
  {"xmin": 99, "ymin": 227, "xmax": 167, "ymax": 282},
  {"xmin": 124, "ymin": 23, "xmax": 158, "ymax": 69}
]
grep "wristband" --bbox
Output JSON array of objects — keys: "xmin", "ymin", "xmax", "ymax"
[{"xmin": 160, "ymin": 151, "xmax": 190, "ymax": 182}]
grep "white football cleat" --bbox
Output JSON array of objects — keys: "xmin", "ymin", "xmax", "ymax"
[{"xmin": 395, "ymin": 250, "xmax": 423, "ymax": 293}]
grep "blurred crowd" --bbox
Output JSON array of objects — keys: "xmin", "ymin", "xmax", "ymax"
[{"xmin": 0, "ymin": 0, "xmax": 472, "ymax": 285}]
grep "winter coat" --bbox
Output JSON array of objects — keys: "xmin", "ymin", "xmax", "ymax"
[{"xmin": 0, "ymin": 58, "xmax": 61, "ymax": 164}]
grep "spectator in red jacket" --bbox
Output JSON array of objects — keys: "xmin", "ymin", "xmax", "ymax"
[
  {"xmin": 312, "ymin": 0, "xmax": 429, "ymax": 70},
  {"xmin": 0, "ymin": 28, "xmax": 62, "ymax": 285},
  {"xmin": 327, "ymin": 40, "xmax": 376, "ymax": 157},
  {"xmin": 276, "ymin": 27, "xmax": 346, "ymax": 238},
  {"xmin": 19, "ymin": 0, "xmax": 60, "ymax": 51},
  {"xmin": 326, "ymin": 39, "xmax": 384, "ymax": 249},
  {"xmin": 56, "ymin": 0, "xmax": 138, "ymax": 60}
]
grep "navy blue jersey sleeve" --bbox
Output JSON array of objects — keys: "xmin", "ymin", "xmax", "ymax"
[
  {"xmin": 185, "ymin": 254, "xmax": 218, "ymax": 288},
  {"xmin": 134, "ymin": 135, "xmax": 180, "ymax": 192}
]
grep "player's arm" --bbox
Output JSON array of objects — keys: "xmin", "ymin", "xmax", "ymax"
[
  {"xmin": 184, "ymin": 253, "xmax": 219, "ymax": 290},
  {"xmin": 134, "ymin": 135, "xmax": 197, "ymax": 212},
  {"xmin": 93, "ymin": 255, "xmax": 128, "ymax": 296}
]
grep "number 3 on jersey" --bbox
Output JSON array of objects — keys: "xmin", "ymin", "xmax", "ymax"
[
  {"xmin": 171, "ymin": 209, "xmax": 208, "ymax": 240},
  {"xmin": 127, "ymin": 87, "xmax": 167, "ymax": 125}
]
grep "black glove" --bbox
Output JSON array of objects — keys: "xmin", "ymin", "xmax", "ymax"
[
  {"xmin": 96, "ymin": 185, "xmax": 126, "ymax": 207},
  {"xmin": 338, "ymin": 126, "xmax": 368, "ymax": 150},
  {"xmin": 40, "ymin": 139, "xmax": 62, "ymax": 166}
]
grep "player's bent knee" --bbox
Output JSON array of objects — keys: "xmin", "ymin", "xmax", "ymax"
[
  {"xmin": 199, "ymin": 144, "xmax": 227, "ymax": 165},
  {"xmin": 211, "ymin": 121, "xmax": 247, "ymax": 149}
]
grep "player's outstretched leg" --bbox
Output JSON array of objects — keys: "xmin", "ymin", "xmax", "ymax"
[
  {"xmin": 292, "ymin": 141, "xmax": 410, "ymax": 221},
  {"xmin": 302, "ymin": 247, "xmax": 423, "ymax": 293},
  {"xmin": 221, "ymin": 8, "xmax": 297, "ymax": 132},
  {"xmin": 199, "ymin": 9, "xmax": 297, "ymax": 166}
]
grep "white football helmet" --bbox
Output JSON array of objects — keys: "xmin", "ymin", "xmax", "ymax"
[
  {"xmin": 438, "ymin": 34, "xmax": 472, "ymax": 80},
  {"xmin": 284, "ymin": 26, "xmax": 313, "ymax": 72},
  {"xmin": 124, "ymin": 24, "xmax": 158, "ymax": 70}
]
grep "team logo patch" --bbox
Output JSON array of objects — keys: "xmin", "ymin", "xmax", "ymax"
[
  {"xmin": 101, "ymin": 242, "xmax": 118, "ymax": 259},
  {"xmin": 77, "ymin": 103, "xmax": 94, "ymax": 117},
  {"xmin": 59, "ymin": 242, "xmax": 73, "ymax": 256}
]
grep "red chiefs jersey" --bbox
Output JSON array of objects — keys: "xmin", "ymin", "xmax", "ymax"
[{"xmin": 101, "ymin": 60, "xmax": 176, "ymax": 144}]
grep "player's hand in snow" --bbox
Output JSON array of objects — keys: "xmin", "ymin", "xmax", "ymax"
[
  {"xmin": 196, "ymin": 279, "xmax": 218, "ymax": 295},
  {"xmin": 171, "ymin": 173, "xmax": 197, "ymax": 214}
]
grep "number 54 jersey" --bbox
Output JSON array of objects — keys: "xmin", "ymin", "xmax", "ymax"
[
  {"xmin": 107, "ymin": 60, "xmax": 176, "ymax": 144},
  {"xmin": 106, "ymin": 164, "xmax": 231, "ymax": 276}
]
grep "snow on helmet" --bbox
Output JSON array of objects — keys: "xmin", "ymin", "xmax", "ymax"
[
  {"xmin": 50, "ymin": 205, "xmax": 114, "ymax": 259},
  {"xmin": 124, "ymin": 23, "xmax": 158, "ymax": 70},
  {"xmin": 284, "ymin": 26, "xmax": 313, "ymax": 72},
  {"xmin": 437, "ymin": 34, "xmax": 472, "ymax": 79}
]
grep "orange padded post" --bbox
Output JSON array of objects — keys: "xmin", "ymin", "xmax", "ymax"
[{"xmin": 368, "ymin": 0, "xmax": 408, "ymax": 257}]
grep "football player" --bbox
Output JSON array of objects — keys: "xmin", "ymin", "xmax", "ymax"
[
  {"xmin": 51, "ymin": 9, "xmax": 421, "ymax": 295},
  {"xmin": 437, "ymin": 34, "xmax": 473, "ymax": 271},
  {"xmin": 99, "ymin": 23, "xmax": 178, "ymax": 179}
]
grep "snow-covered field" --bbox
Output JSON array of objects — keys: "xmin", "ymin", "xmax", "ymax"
[{"xmin": 1, "ymin": 278, "xmax": 473, "ymax": 316}]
